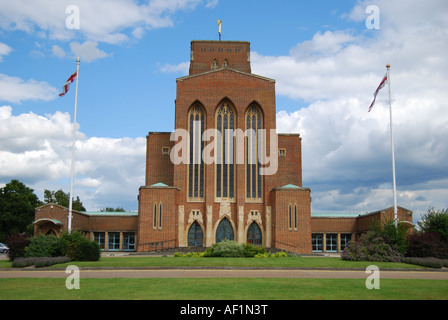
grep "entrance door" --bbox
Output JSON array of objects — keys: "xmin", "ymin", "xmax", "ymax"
[
  {"xmin": 188, "ymin": 221, "xmax": 203, "ymax": 247},
  {"xmin": 216, "ymin": 218, "xmax": 234, "ymax": 243},
  {"xmin": 247, "ymin": 222, "xmax": 262, "ymax": 246}
]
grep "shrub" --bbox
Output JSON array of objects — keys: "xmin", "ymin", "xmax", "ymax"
[
  {"xmin": 173, "ymin": 252, "xmax": 204, "ymax": 257},
  {"xmin": 254, "ymin": 251, "xmax": 288, "ymax": 258},
  {"xmin": 243, "ymin": 243, "xmax": 266, "ymax": 257},
  {"xmin": 204, "ymin": 239, "xmax": 246, "ymax": 257},
  {"xmin": 406, "ymin": 232, "xmax": 448, "ymax": 259},
  {"xmin": 402, "ymin": 257, "xmax": 448, "ymax": 269},
  {"xmin": 341, "ymin": 231, "xmax": 402, "ymax": 262},
  {"xmin": 59, "ymin": 231, "xmax": 100, "ymax": 261},
  {"xmin": 12, "ymin": 256, "xmax": 71, "ymax": 268},
  {"xmin": 370, "ymin": 218, "xmax": 409, "ymax": 255},
  {"xmin": 5, "ymin": 234, "xmax": 30, "ymax": 261},
  {"xmin": 24, "ymin": 234, "xmax": 62, "ymax": 258}
]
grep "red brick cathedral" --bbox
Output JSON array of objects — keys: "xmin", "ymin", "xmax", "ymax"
[
  {"xmin": 138, "ymin": 40, "xmax": 312, "ymax": 253},
  {"xmin": 34, "ymin": 39, "xmax": 413, "ymax": 254}
]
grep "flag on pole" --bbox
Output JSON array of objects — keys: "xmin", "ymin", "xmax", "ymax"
[
  {"xmin": 368, "ymin": 73, "xmax": 387, "ymax": 112},
  {"xmin": 217, "ymin": 19, "xmax": 222, "ymax": 34},
  {"xmin": 59, "ymin": 70, "xmax": 78, "ymax": 97}
]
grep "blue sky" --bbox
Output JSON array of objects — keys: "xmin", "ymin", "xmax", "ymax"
[{"xmin": 1, "ymin": 0, "xmax": 447, "ymax": 222}]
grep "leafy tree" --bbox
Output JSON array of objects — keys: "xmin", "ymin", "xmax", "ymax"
[
  {"xmin": 100, "ymin": 207, "xmax": 125, "ymax": 212},
  {"xmin": 418, "ymin": 207, "xmax": 448, "ymax": 244},
  {"xmin": 0, "ymin": 180, "xmax": 42, "ymax": 241},
  {"xmin": 43, "ymin": 189, "xmax": 86, "ymax": 211}
]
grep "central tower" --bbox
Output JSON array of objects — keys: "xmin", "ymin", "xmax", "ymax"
[{"xmin": 138, "ymin": 39, "xmax": 312, "ymax": 253}]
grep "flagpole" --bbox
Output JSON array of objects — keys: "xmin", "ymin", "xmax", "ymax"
[
  {"xmin": 68, "ymin": 57, "xmax": 80, "ymax": 233},
  {"xmin": 387, "ymin": 64, "xmax": 398, "ymax": 226}
]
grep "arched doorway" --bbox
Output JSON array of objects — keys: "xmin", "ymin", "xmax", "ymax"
[
  {"xmin": 216, "ymin": 218, "xmax": 234, "ymax": 243},
  {"xmin": 188, "ymin": 221, "xmax": 203, "ymax": 247},
  {"xmin": 247, "ymin": 222, "xmax": 262, "ymax": 246}
]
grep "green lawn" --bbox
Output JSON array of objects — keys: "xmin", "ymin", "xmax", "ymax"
[
  {"xmin": 0, "ymin": 278, "xmax": 447, "ymax": 300},
  {"xmin": 0, "ymin": 256, "xmax": 425, "ymax": 269},
  {"xmin": 1, "ymin": 256, "xmax": 446, "ymax": 300}
]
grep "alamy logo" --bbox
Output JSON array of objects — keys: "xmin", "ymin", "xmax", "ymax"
[
  {"xmin": 365, "ymin": 5, "xmax": 380, "ymax": 30},
  {"xmin": 66, "ymin": 5, "xmax": 80, "ymax": 30},
  {"xmin": 365, "ymin": 265, "xmax": 380, "ymax": 289},
  {"xmin": 170, "ymin": 127, "xmax": 278, "ymax": 175},
  {"xmin": 65, "ymin": 265, "xmax": 80, "ymax": 290}
]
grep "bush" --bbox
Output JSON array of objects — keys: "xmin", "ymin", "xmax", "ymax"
[
  {"xmin": 254, "ymin": 251, "xmax": 288, "ymax": 258},
  {"xmin": 12, "ymin": 256, "xmax": 71, "ymax": 268},
  {"xmin": 204, "ymin": 239, "xmax": 246, "ymax": 257},
  {"xmin": 24, "ymin": 234, "xmax": 62, "ymax": 258},
  {"xmin": 59, "ymin": 231, "xmax": 100, "ymax": 261},
  {"xmin": 402, "ymin": 257, "xmax": 448, "ymax": 269},
  {"xmin": 406, "ymin": 232, "xmax": 448, "ymax": 259},
  {"xmin": 243, "ymin": 243, "xmax": 266, "ymax": 257},
  {"xmin": 5, "ymin": 234, "xmax": 30, "ymax": 261},
  {"xmin": 174, "ymin": 252, "xmax": 204, "ymax": 257},
  {"xmin": 341, "ymin": 231, "xmax": 402, "ymax": 262}
]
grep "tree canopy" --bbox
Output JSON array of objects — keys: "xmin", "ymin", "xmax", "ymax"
[
  {"xmin": 43, "ymin": 189, "xmax": 86, "ymax": 212},
  {"xmin": 0, "ymin": 180, "xmax": 42, "ymax": 241}
]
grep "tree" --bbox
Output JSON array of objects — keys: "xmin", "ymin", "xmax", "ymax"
[
  {"xmin": 418, "ymin": 207, "xmax": 448, "ymax": 244},
  {"xmin": 43, "ymin": 189, "xmax": 86, "ymax": 211},
  {"xmin": 100, "ymin": 207, "xmax": 125, "ymax": 212},
  {"xmin": 0, "ymin": 180, "xmax": 42, "ymax": 242}
]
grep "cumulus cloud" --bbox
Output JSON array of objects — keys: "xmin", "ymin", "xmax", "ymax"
[
  {"xmin": 252, "ymin": 0, "xmax": 448, "ymax": 219},
  {"xmin": 0, "ymin": 42, "xmax": 12, "ymax": 62},
  {"xmin": 0, "ymin": 74, "xmax": 59, "ymax": 103},
  {"xmin": 0, "ymin": 0, "xmax": 216, "ymax": 44},
  {"xmin": 69, "ymin": 41, "xmax": 111, "ymax": 62},
  {"xmin": 0, "ymin": 105, "xmax": 146, "ymax": 210}
]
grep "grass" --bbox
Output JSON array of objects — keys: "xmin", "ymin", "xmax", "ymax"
[
  {"xmin": 0, "ymin": 278, "xmax": 447, "ymax": 300},
  {"xmin": 0, "ymin": 256, "xmax": 446, "ymax": 300},
  {"xmin": 0, "ymin": 256, "xmax": 426, "ymax": 269}
]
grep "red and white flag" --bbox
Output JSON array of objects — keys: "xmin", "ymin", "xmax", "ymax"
[
  {"xmin": 59, "ymin": 70, "xmax": 78, "ymax": 97},
  {"xmin": 368, "ymin": 73, "xmax": 387, "ymax": 112}
]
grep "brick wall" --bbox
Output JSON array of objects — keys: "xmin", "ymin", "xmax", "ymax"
[
  {"xmin": 137, "ymin": 186, "xmax": 179, "ymax": 251},
  {"xmin": 189, "ymin": 41, "xmax": 251, "ymax": 75},
  {"xmin": 145, "ymin": 132, "xmax": 174, "ymax": 186},
  {"xmin": 272, "ymin": 187, "xmax": 312, "ymax": 253}
]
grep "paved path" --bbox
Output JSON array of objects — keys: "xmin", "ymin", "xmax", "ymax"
[{"xmin": 1, "ymin": 268, "xmax": 447, "ymax": 280}]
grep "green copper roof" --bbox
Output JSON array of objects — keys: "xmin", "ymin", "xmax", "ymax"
[
  {"xmin": 280, "ymin": 184, "xmax": 301, "ymax": 189},
  {"xmin": 150, "ymin": 182, "xmax": 169, "ymax": 187}
]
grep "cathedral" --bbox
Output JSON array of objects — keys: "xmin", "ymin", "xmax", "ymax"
[{"xmin": 34, "ymin": 39, "xmax": 413, "ymax": 254}]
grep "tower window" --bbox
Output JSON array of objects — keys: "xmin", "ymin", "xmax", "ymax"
[
  {"xmin": 211, "ymin": 59, "xmax": 218, "ymax": 70},
  {"xmin": 216, "ymin": 101, "xmax": 235, "ymax": 200},
  {"xmin": 246, "ymin": 104, "xmax": 263, "ymax": 199},
  {"xmin": 188, "ymin": 104, "xmax": 205, "ymax": 200}
]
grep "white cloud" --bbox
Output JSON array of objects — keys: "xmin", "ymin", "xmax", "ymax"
[
  {"xmin": 0, "ymin": 105, "xmax": 146, "ymax": 210},
  {"xmin": 52, "ymin": 44, "xmax": 66, "ymax": 58},
  {"xmin": 69, "ymin": 41, "xmax": 111, "ymax": 62},
  {"xmin": 0, "ymin": 42, "xmax": 12, "ymax": 62},
  {"xmin": 0, "ymin": 0, "xmax": 215, "ymax": 44},
  {"xmin": 0, "ymin": 74, "xmax": 59, "ymax": 103},
  {"xmin": 158, "ymin": 61, "xmax": 190, "ymax": 74},
  {"xmin": 253, "ymin": 0, "xmax": 448, "ymax": 216}
]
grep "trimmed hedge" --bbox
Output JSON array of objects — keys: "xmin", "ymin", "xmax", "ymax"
[
  {"xmin": 12, "ymin": 256, "xmax": 71, "ymax": 268},
  {"xmin": 402, "ymin": 257, "xmax": 448, "ymax": 269}
]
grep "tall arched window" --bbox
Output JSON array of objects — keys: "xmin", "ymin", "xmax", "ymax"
[
  {"xmin": 247, "ymin": 222, "xmax": 262, "ymax": 246},
  {"xmin": 188, "ymin": 221, "xmax": 203, "ymax": 247},
  {"xmin": 216, "ymin": 101, "xmax": 235, "ymax": 200},
  {"xmin": 216, "ymin": 218, "xmax": 234, "ymax": 243},
  {"xmin": 153, "ymin": 202, "xmax": 157, "ymax": 229},
  {"xmin": 188, "ymin": 104, "xmax": 205, "ymax": 200},
  {"xmin": 159, "ymin": 202, "xmax": 163, "ymax": 229},
  {"xmin": 246, "ymin": 104, "xmax": 263, "ymax": 199},
  {"xmin": 288, "ymin": 204, "xmax": 292, "ymax": 229}
]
